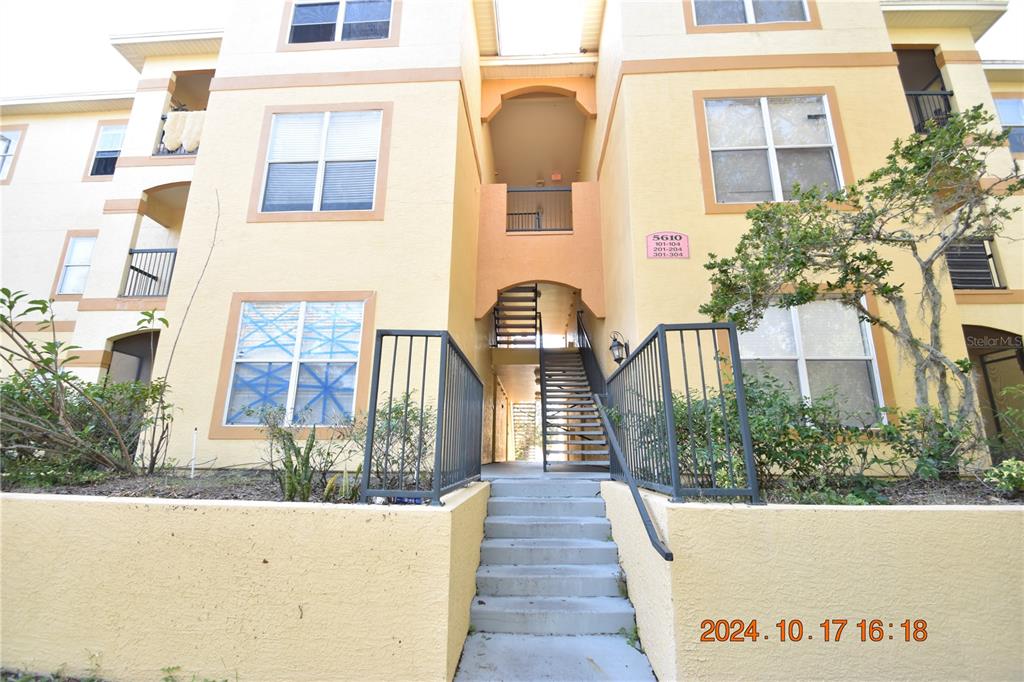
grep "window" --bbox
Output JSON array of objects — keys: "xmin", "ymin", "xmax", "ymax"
[
  {"xmin": 705, "ymin": 95, "xmax": 842, "ymax": 204},
  {"xmin": 89, "ymin": 124, "xmax": 126, "ymax": 176},
  {"xmin": 738, "ymin": 300, "xmax": 884, "ymax": 426},
  {"xmin": 0, "ymin": 128, "xmax": 24, "ymax": 182},
  {"xmin": 260, "ymin": 109, "xmax": 382, "ymax": 213},
  {"xmin": 694, "ymin": 0, "xmax": 808, "ymax": 25},
  {"xmin": 225, "ymin": 300, "xmax": 364, "ymax": 425},
  {"xmin": 57, "ymin": 236, "xmax": 97, "ymax": 295},
  {"xmin": 288, "ymin": 0, "xmax": 392, "ymax": 44},
  {"xmin": 994, "ymin": 98, "xmax": 1024, "ymax": 153}
]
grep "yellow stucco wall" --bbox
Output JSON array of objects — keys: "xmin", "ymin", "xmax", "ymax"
[
  {"xmin": 602, "ymin": 482, "xmax": 1024, "ymax": 681},
  {"xmin": 0, "ymin": 482, "xmax": 488, "ymax": 682}
]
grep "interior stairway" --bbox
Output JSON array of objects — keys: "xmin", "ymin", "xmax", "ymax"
[
  {"xmin": 541, "ymin": 349, "xmax": 610, "ymax": 469},
  {"xmin": 494, "ymin": 285, "xmax": 540, "ymax": 348},
  {"xmin": 470, "ymin": 479, "xmax": 636, "ymax": 635}
]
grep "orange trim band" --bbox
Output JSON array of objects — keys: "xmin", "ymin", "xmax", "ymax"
[
  {"xmin": 13, "ymin": 320, "xmax": 76, "ymax": 333},
  {"xmin": 955, "ymin": 290, "xmax": 1024, "ymax": 305},
  {"xmin": 136, "ymin": 77, "xmax": 175, "ymax": 93},
  {"xmin": 102, "ymin": 198, "xmax": 148, "ymax": 215},
  {"xmin": 64, "ymin": 350, "xmax": 113, "ymax": 369},
  {"xmin": 209, "ymin": 291, "xmax": 377, "ymax": 440},
  {"xmin": 936, "ymin": 50, "xmax": 982, "ymax": 68},
  {"xmin": 77, "ymin": 298, "xmax": 168, "ymax": 312}
]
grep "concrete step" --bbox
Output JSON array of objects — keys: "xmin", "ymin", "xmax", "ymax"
[
  {"xmin": 488, "ymin": 496, "xmax": 605, "ymax": 517},
  {"xmin": 480, "ymin": 538, "xmax": 618, "ymax": 565},
  {"xmin": 489, "ymin": 479, "xmax": 601, "ymax": 498},
  {"xmin": 476, "ymin": 564, "xmax": 622, "ymax": 597},
  {"xmin": 485, "ymin": 515, "xmax": 610, "ymax": 540},
  {"xmin": 470, "ymin": 596, "xmax": 635, "ymax": 635},
  {"xmin": 455, "ymin": 633, "xmax": 655, "ymax": 681}
]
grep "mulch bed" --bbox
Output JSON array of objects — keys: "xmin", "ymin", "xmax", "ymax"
[
  {"xmin": 8, "ymin": 468, "xmax": 286, "ymax": 501},
  {"xmin": 765, "ymin": 478, "xmax": 1019, "ymax": 505}
]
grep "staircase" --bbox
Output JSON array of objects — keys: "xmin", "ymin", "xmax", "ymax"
[
  {"xmin": 494, "ymin": 285, "xmax": 540, "ymax": 348},
  {"xmin": 541, "ymin": 349, "xmax": 610, "ymax": 469},
  {"xmin": 470, "ymin": 478, "xmax": 636, "ymax": 635},
  {"xmin": 511, "ymin": 402, "xmax": 538, "ymax": 461}
]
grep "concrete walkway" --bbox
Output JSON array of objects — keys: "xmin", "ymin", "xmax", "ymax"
[
  {"xmin": 482, "ymin": 462, "xmax": 610, "ymax": 480},
  {"xmin": 455, "ymin": 633, "xmax": 656, "ymax": 681}
]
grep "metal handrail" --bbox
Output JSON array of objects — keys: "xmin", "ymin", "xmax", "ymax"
[
  {"xmin": 575, "ymin": 310, "xmax": 606, "ymax": 396},
  {"xmin": 538, "ymin": 312, "xmax": 549, "ymax": 471},
  {"xmin": 595, "ymin": 393, "xmax": 673, "ymax": 561},
  {"xmin": 122, "ymin": 248, "xmax": 177, "ymax": 297}
]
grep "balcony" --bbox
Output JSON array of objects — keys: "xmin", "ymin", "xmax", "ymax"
[
  {"xmin": 155, "ymin": 110, "xmax": 204, "ymax": 156},
  {"xmin": 121, "ymin": 248, "xmax": 177, "ymax": 297},
  {"xmin": 506, "ymin": 187, "xmax": 573, "ymax": 232},
  {"xmin": 946, "ymin": 240, "xmax": 1001, "ymax": 290},
  {"xmin": 906, "ymin": 91, "xmax": 954, "ymax": 133}
]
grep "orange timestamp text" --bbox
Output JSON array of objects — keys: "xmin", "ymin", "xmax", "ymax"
[{"xmin": 699, "ymin": 619, "xmax": 929, "ymax": 643}]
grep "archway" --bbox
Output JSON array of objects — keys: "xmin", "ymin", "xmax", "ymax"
[
  {"xmin": 964, "ymin": 325, "xmax": 1024, "ymax": 463},
  {"xmin": 107, "ymin": 330, "xmax": 160, "ymax": 384}
]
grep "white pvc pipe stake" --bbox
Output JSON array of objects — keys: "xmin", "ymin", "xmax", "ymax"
[{"xmin": 190, "ymin": 427, "xmax": 198, "ymax": 479}]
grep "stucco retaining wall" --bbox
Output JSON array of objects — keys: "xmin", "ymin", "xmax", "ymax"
[
  {"xmin": 0, "ymin": 482, "xmax": 489, "ymax": 682},
  {"xmin": 602, "ymin": 481, "xmax": 1023, "ymax": 681}
]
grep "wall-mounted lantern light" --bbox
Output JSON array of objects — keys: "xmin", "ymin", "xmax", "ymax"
[{"xmin": 609, "ymin": 332, "xmax": 630, "ymax": 365}]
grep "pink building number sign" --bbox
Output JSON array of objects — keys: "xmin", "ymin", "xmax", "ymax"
[{"xmin": 646, "ymin": 232, "xmax": 690, "ymax": 259}]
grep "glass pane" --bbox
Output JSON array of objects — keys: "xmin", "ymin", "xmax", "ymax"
[
  {"xmin": 711, "ymin": 150, "xmax": 774, "ymax": 203},
  {"xmin": 806, "ymin": 360, "xmax": 879, "ymax": 426},
  {"xmin": 301, "ymin": 301, "xmax": 364, "ymax": 360},
  {"xmin": 321, "ymin": 161, "xmax": 376, "ymax": 210},
  {"xmin": 752, "ymin": 0, "xmax": 807, "ymax": 22},
  {"xmin": 1, "ymin": 130, "xmax": 21, "ymax": 156},
  {"xmin": 776, "ymin": 148, "xmax": 838, "ymax": 199},
  {"xmin": 90, "ymin": 151, "xmax": 118, "ymax": 176},
  {"xmin": 290, "ymin": 23, "xmax": 336, "ymax": 42},
  {"xmin": 342, "ymin": 20, "xmax": 390, "ymax": 40},
  {"xmin": 741, "ymin": 360, "xmax": 801, "ymax": 398},
  {"xmin": 263, "ymin": 162, "xmax": 318, "ymax": 212},
  {"xmin": 96, "ymin": 125, "xmax": 126, "ymax": 152},
  {"xmin": 694, "ymin": 0, "xmax": 747, "ymax": 25},
  {"xmin": 0, "ymin": 156, "xmax": 10, "ymax": 180},
  {"xmin": 58, "ymin": 265, "xmax": 90, "ymax": 294},
  {"xmin": 768, "ymin": 96, "xmax": 830, "ymax": 145},
  {"xmin": 738, "ymin": 306, "xmax": 797, "ymax": 357},
  {"xmin": 236, "ymin": 302, "xmax": 300, "ymax": 360},
  {"xmin": 1007, "ymin": 126, "xmax": 1024, "ymax": 153},
  {"xmin": 995, "ymin": 98, "xmax": 1024, "ymax": 126},
  {"xmin": 268, "ymin": 113, "xmax": 324, "ymax": 162},
  {"xmin": 344, "ymin": 0, "xmax": 391, "ymax": 21},
  {"xmin": 706, "ymin": 99, "xmax": 766, "ymax": 148},
  {"xmin": 226, "ymin": 362, "xmax": 292, "ymax": 425},
  {"xmin": 293, "ymin": 2, "xmax": 339, "ymax": 24},
  {"xmin": 325, "ymin": 110, "xmax": 382, "ymax": 160},
  {"xmin": 65, "ymin": 236, "xmax": 95, "ymax": 266},
  {"xmin": 797, "ymin": 300, "xmax": 868, "ymax": 357},
  {"xmin": 294, "ymin": 362, "xmax": 357, "ymax": 424}
]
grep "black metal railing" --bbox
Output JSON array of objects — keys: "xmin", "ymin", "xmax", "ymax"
[
  {"xmin": 506, "ymin": 187, "xmax": 572, "ymax": 232},
  {"xmin": 576, "ymin": 310, "xmax": 606, "ymax": 396},
  {"xmin": 946, "ymin": 239, "xmax": 1001, "ymax": 289},
  {"xmin": 121, "ymin": 248, "xmax": 177, "ymax": 297},
  {"xmin": 359, "ymin": 330, "xmax": 483, "ymax": 505},
  {"xmin": 602, "ymin": 323, "xmax": 760, "ymax": 503},
  {"xmin": 538, "ymin": 313, "xmax": 550, "ymax": 470},
  {"xmin": 905, "ymin": 91, "xmax": 953, "ymax": 133}
]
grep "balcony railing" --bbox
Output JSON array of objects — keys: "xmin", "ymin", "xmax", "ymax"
[
  {"xmin": 506, "ymin": 187, "xmax": 572, "ymax": 232},
  {"xmin": 905, "ymin": 91, "xmax": 953, "ymax": 133},
  {"xmin": 122, "ymin": 248, "xmax": 177, "ymax": 297},
  {"xmin": 946, "ymin": 239, "xmax": 1001, "ymax": 289},
  {"xmin": 155, "ymin": 111, "xmax": 204, "ymax": 155}
]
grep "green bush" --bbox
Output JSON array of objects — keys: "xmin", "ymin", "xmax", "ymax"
[
  {"xmin": 983, "ymin": 458, "xmax": 1024, "ymax": 495},
  {"xmin": 878, "ymin": 407, "xmax": 976, "ymax": 480},
  {"xmin": 988, "ymin": 384, "xmax": 1024, "ymax": 464}
]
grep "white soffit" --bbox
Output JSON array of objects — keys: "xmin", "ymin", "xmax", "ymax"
[
  {"xmin": 110, "ymin": 29, "xmax": 223, "ymax": 71},
  {"xmin": 880, "ymin": 1, "xmax": 1008, "ymax": 40}
]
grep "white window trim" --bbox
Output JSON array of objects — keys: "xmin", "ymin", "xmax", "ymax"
[
  {"xmin": 258, "ymin": 110, "xmax": 383, "ymax": 214},
  {"xmin": 739, "ymin": 299, "xmax": 887, "ymax": 422},
  {"xmin": 696, "ymin": 0, "xmax": 810, "ymax": 26},
  {"xmin": 706, "ymin": 94, "xmax": 844, "ymax": 204},
  {"xmin": 223, "ymin": 300, "xmax": 365, "ymax": 427},
  {"xmin": 90, "ymin": 124, "xmax": 126, "ymax": 176},
  {"xmin": 0, "ymin": 131, "xmax": 20, "ymax": 180},
  {"xmin": 290, "ymin": 0, "xmax": 393, "ymax": 43},
  {"xmin": 56, "ymin": 236, "xmax": 96, "ymax": 295}
]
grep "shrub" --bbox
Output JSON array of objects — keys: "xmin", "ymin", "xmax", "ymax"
[
  {"xmin": 988, "ymin": 384, "xmax": 1024, "ymax": 464},
  {"xmin": 259, "ymin": 407, "xmax": 349, "ymax": 502},
  {"xmin": 878, "ymin": 407, "xmax": 976, "ymax": 480},
  {"xmin": 983, "ymin": 459, "xmax": 1024, "ymax": 495}
]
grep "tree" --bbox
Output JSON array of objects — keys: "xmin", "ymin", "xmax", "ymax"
[{"xmin": 699, "ymin": 106, "xmax": 1023, "ymax": 428}]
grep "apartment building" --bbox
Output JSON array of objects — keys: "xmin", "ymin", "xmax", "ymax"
[{"xmin": 2, "ymin": 0, "xmax": 1021, "ymax": 471}]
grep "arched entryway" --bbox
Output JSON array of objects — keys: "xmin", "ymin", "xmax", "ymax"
[
  {"xmin": 964, "ymin": 325, "xmax": 1024, "ymax": 463},
  {"xmin": 107, "ymin": 330, "xmax": 160, "ymax": 384}
]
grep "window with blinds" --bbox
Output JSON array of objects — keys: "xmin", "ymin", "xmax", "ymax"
[
  {"xmin": 261, "ymin": 110, "xmax": 382, "ymax": 213},
  {"xmin": 288, "ymin": 1, "xmax": 392, "ymax": 44},
  {"xmin": 89, "ymin": 124, "xmax": 126, "ymax": 177},
  {"xmin": 694, "ymin": 0, "xmax": 809, "ymax": 26}
]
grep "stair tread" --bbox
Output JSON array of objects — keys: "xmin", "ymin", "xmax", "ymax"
[
  {"xmin": 471, "ymin": 596, "xmax": 634, "ymax": 614},
  {"xmin": 477, "ymin": 563, "xmax": 621, "ymax": 578},
  {"xmin": 486, "ymin": 515, "xmax": 608, "ymax": 524},
  {"xmin": 481, "ymin": 538, "xmax": 614, "ymax": 548}
]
